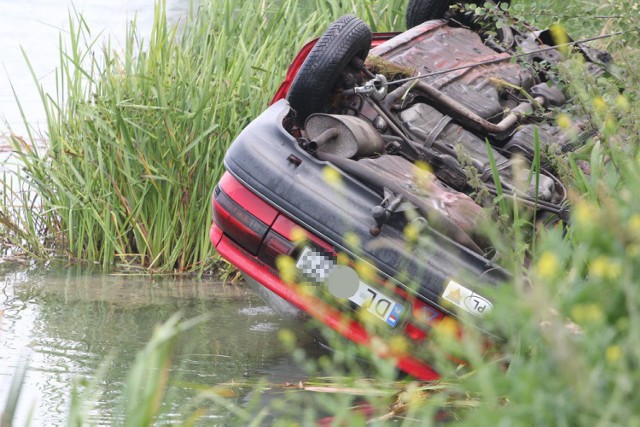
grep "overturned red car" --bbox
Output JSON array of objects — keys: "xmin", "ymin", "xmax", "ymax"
[{"xmin": 210, "ymin": 1, "xmax": 611, "ymax": 379}]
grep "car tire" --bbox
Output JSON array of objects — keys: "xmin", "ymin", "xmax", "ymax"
[
  {"xmin": 405, "ymin": 0, "xmax": 452, "ymax": 29},
  {"xmin": 405, "ymin": 0, "xmax": 511, "ymax": 29},
  {"xmin": 286, "ymin": 15, "xmax": 372, "ymax": 122}
]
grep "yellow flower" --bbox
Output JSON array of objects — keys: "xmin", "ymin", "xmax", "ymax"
[
  {"xmin": 556, "ymin": 113, "xmax": 572, "ymax": 130},
  {"xmin": 276, "ymin": 255, "xmax": 297, "ymax": 284},
  {"xmin": 606, "ymin": 345, "xmax": 622, "ymax": 364},
  {"xmin": 414, "ymin": 160, "xmax": 432, "ymax": 173},
  {"xmin": 615, "ymin": 95, "xmax": 629, "ymax": 112},
  {"xmin": 434, "ymin": 316, "xmax": 458, "ymax": 340},
  {"xmin": 344, "ymin": 232, "xmax": 360, "ymax": 250},
  {"xmin": 604, "ymin": 116, "xmax": 617, "ymax": 134},
  {"xmin": 413, "ymin": 161, "xmax": 433, "ymax": 187},
  {"xmin": 278, "ymin": 329, "xmax": 296, "ymax": 348},
  {"xmin": 404, "ymin": 222, "xmax": 421, "ymax": 243},
  {"xmin": 626, "ymin": 244, "xmax": 640, "ymax": 258},
  {"xmin": 536, "ymin": 251, "xmax": 560, "ymax": 280},
  {"xmin": 322, "ymin": 166, "xmax": 342, "ymax": 186},
  {"xmin": 592, "ymin": 96, "xmax": 607, "ymax": 112},
  {"xmin": 354, "ymin": 259, "xmax": 376, "ymax": 283},
  {"xmin": 628, "ymin": 214, "xmax": 640, "ymax": 237},
  {"xmin": 336, "ymin": 252, "xmax": 350, "ymax": 266},
  {"xmin": 573, "ymin": 200, "xmax": 596, "ymax": 228},
  {"xmin": 571, "ymin": 303, "xmax": 604, "ymax": 325},
  {"xmin": 389, "ymin": 335, "xmax": 409, "ymax": 355},
  {"xmin": 290, "ymin": 226, "xmax": 307, "ymax": 243},
  {"xmin": 549, "ymin": 24, "xmax": 569, "ymax": 54},
  {"xmin": 589, "ymin": 256, "xmax": 621, "ymax": 280}
]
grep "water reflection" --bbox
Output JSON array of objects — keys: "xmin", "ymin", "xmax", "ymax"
[{"xmin": 0, "ymin": 263, "xmax": 314, "ymax": 425}]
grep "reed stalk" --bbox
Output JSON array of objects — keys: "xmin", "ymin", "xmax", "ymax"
[{"xmin": 2, "ymin": 0, "xmax": 406, "ymax": 272}]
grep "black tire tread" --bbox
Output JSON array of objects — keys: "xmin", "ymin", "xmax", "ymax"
[
  {"xmin": 406, "ymin": 0, "xmax": 451, "ymax": 29},
  {"xmin": 287, "ymin": 15, "xmax": 372, "ymax": 122},
  {"xmin": 406, "ymin": 0, "xmax": 512, "ymax": 29}
]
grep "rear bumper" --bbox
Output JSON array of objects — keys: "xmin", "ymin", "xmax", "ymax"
[{"xmin": 210, "ymin": 221, "xmax": 441, "ymax": 381}]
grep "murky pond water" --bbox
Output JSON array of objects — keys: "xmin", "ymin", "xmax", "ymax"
[{"xmin": 0, "ymin": 262, "xmax": 315, "ymax": 425}]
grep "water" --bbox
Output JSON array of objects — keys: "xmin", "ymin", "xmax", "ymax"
[
  {"xmin": 0, "ymin": 0, "xmax": 194, "ymax": 137},
  {"xmin": 0, "ymin": 262, "xmax": 315, "ymax": 425}
]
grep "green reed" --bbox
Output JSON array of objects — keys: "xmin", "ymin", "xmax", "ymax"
[{"xmin": 1, "ymin": 0, "xmax": 407, "ymax": 271}]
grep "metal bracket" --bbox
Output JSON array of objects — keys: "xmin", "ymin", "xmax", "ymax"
[{"xmin": 347, "ymin": 74, "xmax": 388, "ymax": 100}]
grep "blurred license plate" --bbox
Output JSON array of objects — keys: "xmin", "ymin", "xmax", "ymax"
[{"xmin": 296, "ymin": 246, "xmax": 404, "ymax": 328}]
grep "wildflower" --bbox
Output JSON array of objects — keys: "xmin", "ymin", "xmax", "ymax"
[
  {"xmin": 573, "ymin": 200, "xmax": 596, "ymax": 228},
  {"xmin": 290, "ymin": 226, "xmax": 307, "ymax": 243},
  {"xmin": 435, "ymin": 316, "xmax": 459, "ymax": 340},
  {"xmin": 414, "ymin": 160, "xmax": 432, "ymax": 173},
  {"xmin": 322, "ymin": 166, "xmax": 342, "ymax": 186},
  {"xmin": 605, "ymin": 345, "xmax": 622, "ymax": 364},
  {"xmin": 571, "ymin": 303, "xmax": 604, "ymax": 325},
  {"xmin": 556, "ymin": 113, "xmax": 572, "ymax": 130},
  {"xmin": 354, "ymin": 259, "xmax": 376, "ymax": 283},
  {"xmin": 278, "ymin": 329, "xmax": 296, "ymax": 348},
  {"xmin": 589, "ymin": 256, "xmax": 622, "ymax": 280},
  {"xmin": 628, "ymin": 214, "xmax": 640, "ymax": 237},
  {"xmin": 549, "ymin": 24, "xmax": 569, "ymax": 54},
  {"xmin": 626, "ymin": 244, "xmax": 640, "ymax": 258},
  {"xmin": 404, "ymin": 222, "xmax": 421, "ymax": 243},
  {"xmin": 276, "ymin": 255, "xmax": 297, "ymax": 284},
  {"xmin": 535, "ymin": 251, "xmax": 560, "ymax": 280},
  {"xmin": 336, "ymin": 252, "xmax": 350, "ymax": 266},
  {"xmin": 615, "ymin": 95, "xmax": 629, "ymax": 112},
  {"xmin": 344, "ymin": 232, "xmax": 360, "ymax": 250},
  {"xmin": 604, "ymin": 116, "xmax": 617, "ymax": 134},
  {"xmin": 592, "ymin": 96, "xmax": 607, "ymax": 112},
  {"xmin": 389, "ymin": 335, "xmax": 409, "ymax": 355}
]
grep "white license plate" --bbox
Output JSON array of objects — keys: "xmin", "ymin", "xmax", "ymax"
[{"xmin": 349, "ymin": 281, "xmax": 404, "ymax": 328}]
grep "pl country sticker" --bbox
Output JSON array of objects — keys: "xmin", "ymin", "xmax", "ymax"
[{"xmin": 442, "ymin": 280, "xmax": 493, "ymax": 317}]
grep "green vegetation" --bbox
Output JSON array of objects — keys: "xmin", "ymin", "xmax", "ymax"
[
  {"xmin": 1, "ymin": 0, "xmax": 639, "ymax": 424},
  {"xmin": 1, "ymin": 0, "xmax": 408, "ymax": 272}
]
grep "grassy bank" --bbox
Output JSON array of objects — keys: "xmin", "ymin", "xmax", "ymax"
[
  {"xmin": 0, "ymin": 0, "xmax": 407, "ymax": 272},
  {"xmin": 1, "ymin": 0, "xmax": 635, "ymax": 273}
]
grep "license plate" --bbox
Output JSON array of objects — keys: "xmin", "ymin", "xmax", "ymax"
[
  {"xmin": 296, "ymin": 246, "xmax": 404, "ymax": 328},
  {"xmin": 349, "ymin": 281, "xmax": 404, "ymax": 328}
]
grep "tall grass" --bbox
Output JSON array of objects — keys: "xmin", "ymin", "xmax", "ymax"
[{"xmin": 1, "ymin": 0, "xmax": 407, "ymax": 272}]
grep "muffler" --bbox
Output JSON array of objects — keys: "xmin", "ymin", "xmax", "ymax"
[{"xmin": 305, "ymin": 114, "xmax": 384, "ymax": 159}]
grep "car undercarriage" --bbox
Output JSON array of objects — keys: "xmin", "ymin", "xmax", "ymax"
[{"xmin": 210, "ymin": 2, "xmax": 614, "ymax": 379}]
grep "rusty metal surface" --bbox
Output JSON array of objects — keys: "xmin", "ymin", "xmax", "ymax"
[
  {"xmin": 370, "ymin": 21, "xmax": 535, "ymax": 119},
  {"xmin": 357, "ymin": 154, "xmax": 485, "ymax": 235},
  {"xmin": 305, "ymin": 113, "xmax": 385, "ymax": 158}
]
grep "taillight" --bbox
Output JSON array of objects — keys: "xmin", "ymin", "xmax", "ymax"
[
  {"xmin": 405, "ymin": 323, "xmax": 427, "ymax": 341},
  {"xmin": 212, "ymin": 186, "xmax": 269, "ymax": 255},
  {"xmin": 258, "ymin": 230, "xmax": 296, "ymax": 267}
]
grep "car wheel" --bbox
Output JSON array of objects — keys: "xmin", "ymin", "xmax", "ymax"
[
  {"xmin": 405, "ymin": 0, "xmax": 452, "ymax": 29},
  {"xmin": 286, "ymin": 15, "xmax": 372, "ymax": 122},
  {"xmin": 405, "ymin": 0, "xmax": 511, "ymax": 29}
]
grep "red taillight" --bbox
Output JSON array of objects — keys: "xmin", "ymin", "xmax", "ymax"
[
  {"xmin": 405, "ymin": 323, "xmax": 427, "ymax": 341},
  {"xmin": 212, "ymin": 186, "xmax": 269, "ymax": 255},
  {"xmin": 258, "ymin": 230, "xmax": 296, "ymax": 267}
]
